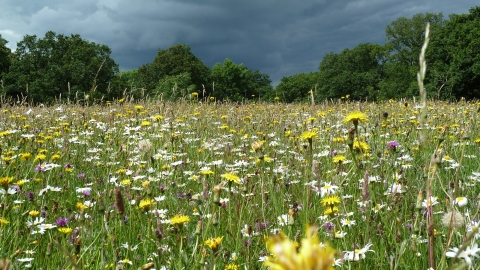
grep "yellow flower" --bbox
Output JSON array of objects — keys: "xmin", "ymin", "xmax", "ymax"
[
  {"xmin": 121, "ymin": 179, "xmax": 131, "ymax": 186},
  {"xmin": 34, "ymin": 154, "xmax": 47, "ymax": 162},
  {"xmin": 221, "ymin": 172, "xmax": 241, "ymax": 184},
  {"xmin": 0, "ymin": 176, "xmax": 13, "ymax": 187},
  {"xmin": 343, "ymin": 111, "xmax": 369, "ymax": 125},
  {"xmin": 141, "ymin": 180, "xmax": 150, "ymax": 188},
  {"xmin": 204, "ymin": 236, "xmax": 224, "ymax": 252},
  {"xmin": 251, "ymin": 140, "xmax": 264, "ymax": 152},
  {"xmin": 139, "ymin": 198, "xmax": 156, "ymax": 211},
  {"xmin": 300, "ymin": 131, "xmax": 318, "ymax": 141},
  {"xmin": 0, "ymin": 217, "xmax": 9, "ymax": 225},
  {"xmin": 58, "ymin": 227, "xmax": 73, "ymax": 234},
  {"xmin": 170, "ymin": 214, "xmax": 190, "ymax": 225},
  {"xmin": 29, "ymin": 210, "xmax": 40, "ymax": 217},
  {"xmin": 332, "ymin": 137, "xmax": 345, "ymax": 143},
  {"xmin": 200, "ymin": 169, "xmax": 214, "ymax": 175},
  {"xmin": 116, "ymin": 168, "xmax": 127, "ymax": 174},
  {"xmin": 118, "ymin": 98, "xmax": 125, "ymax": 103},
  {"xmin": 225, "ymin": 263, "xmax": 239, "ymax": 270},
  {"xmin": 140, "ymin": 120, "xmax": 152, "ymax": 127},
  {"xmin": 76, "ymin": 202, "xmax": 88, "ymax": 211},
  {"xmin": 332, "ymin": 155, "xmax": 346, "ymax": 164},
  {"xmin": 154, "ymin": 115, "xmax": 164, "ymax": 121},
  {"xmin": 20, "ymin": 153, "xmax": 32, "ymax": 161},
  {"xmin": 321, "ymin": 195, "xmax": 341, "ymax": 207},
  {"xmin": 264, "ymin": 225, "xmax": 335, "ymax": 270},
  {"xmin": 323, "ymin": 206, "xmax": 339, "ymax": 216},
  {"xmin": 353, "ymin": 140, "xmax": 370, "ymax": 153},
  {"xmin": 134, "ymin": 105, "xmax": 144, "ymax": 111}
]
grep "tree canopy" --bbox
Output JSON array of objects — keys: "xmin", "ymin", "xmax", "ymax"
[
  {"xmin": 137, "ymin": 44, "xmax": 210, "ymax": 95},
  {"xmin": 2, "ymin": 6, "xmax": 480, "ymax": 104},
  {"xmin": 316, "ymin": 43, "xmax": 386, "ymax": 101},
  {"xmin": 275, "ymin": 72, "xmax": 319, "ymax": 102},
  {"xmin": 0, "ymin": 35, "xmax": 11, "ymax": 84},
  {"xmin": 208, "ymin": 58, "xmax": 273, "ymax": 102},
  {"xmin": 428, "ymin": 6, "xmax": 480, "ymax": 99},
  {"xmin": 3, "ymin": 31, "xmax": 118, "ymax": 103}
]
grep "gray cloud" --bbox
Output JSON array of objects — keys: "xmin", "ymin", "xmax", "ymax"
[{"xmin": 0, "ymin": 0, "xmax": 478, "ymax": 86}]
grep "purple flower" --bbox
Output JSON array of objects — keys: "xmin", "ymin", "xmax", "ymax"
[
  {"xmin": 56, "ymin": 217, "xmax": 68, "ymax": 227},
  {"xmin": 387, "ymin": 141, "xmax": 400, "ymax": 151},
  {"xmin": 77, "ymin": 173, "xmax": 85, "ymax": 179},
  {"xmin": 123, "ymin": 215, "xmax": 128, "ymax": 224},
  {"xmin": 35, "ymin": 165, "xmax": 45, "ymax": 172},
  {"xmin": 83, "ymin": 190, "xmax": 91, "ymax": 197},
  {"xmin": 27, "ymin": 192, "xmax": 35, "ymax": 201},
  {"xmin": 64, "ymin": 163, "xmax": 73, "ymax": 169},
  {"xmin": 324, "ymin": 222, "xmax": 335, "ymax": 231},
  {"xmin": 41, "ymin": 210, "xmax": 47, "ymax": 218}
]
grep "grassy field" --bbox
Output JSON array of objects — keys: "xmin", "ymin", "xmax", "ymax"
[{"xmin": 0, "ymin": 98, "xmax": 479, "ymax": 270}]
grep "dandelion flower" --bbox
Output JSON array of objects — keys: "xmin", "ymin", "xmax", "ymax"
[
  {"xmin": 58, "ymin": 227, "xmax": 73, "ymax": 234},
  {"xmin": 29, "ymin": 210, "xmax": 40, "ymax": 217},
  {"xmin": 300, "ymin": 131, "xmax": 318, "ymax": 141},
  {"xmin": 204, "ymin": 236, "xmax": 224, "ymax": 252},
  {"xmin": 321, "ymin": 195, "xmax": 341, "ymax": 207},
  {"xmin": 353, "ymin": 140, "xmax": 370, "ymax": 153},
  {"xmin": 264, "ymin": 225, "xmax": 335, "ymax": 270},
  {"xmin": 170, "ymin": 214, "xmax": 190, "ymax": 225},
  {"xmin": 0, "ymin": 176, "xmax": 13, "ymax": 187},
  {"xmin": 332, "ymin": 155, "xmax": 346, "ymax": 164},
  {"xmin": 251, "ymin": 140, "xmax": 264, "ymax": 152},
  {"xmin": 0, "ymin": 217, "xmax": 9, "ymax": 225},
  {"xmin": 324, "ymin": 206, "xmax": 339, "ymax": 216},
  {"xmin": 139, "ymin": 198, "xmax": 156, "ymax": 211},
  {"xmin": 76, "ymin": 202, "xmax": 89, "ymax": 211},
  {"xmin": 343, "ymin": 111, "xmax": 369, "ymax": 125},
  {"xmin": 221, "ymin": 172, "xmax": 241, "ymax": 184}
]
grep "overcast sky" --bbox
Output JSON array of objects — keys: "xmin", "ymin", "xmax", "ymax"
[{"xmin": 0, "ymin": 0, "xmax": 478, "ymax": 86}]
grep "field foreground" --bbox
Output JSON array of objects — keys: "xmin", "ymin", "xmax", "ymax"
[{"xmin": 0, "ymin": 99, "xmax": 479, "ymax": 269}]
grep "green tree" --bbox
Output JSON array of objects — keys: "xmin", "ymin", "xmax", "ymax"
[
  {"xmin": 275, "ymin": 72, "xmax": 319, "ymax": 102},
  {"xmin": 0, "ymin": 34, "xmax": 11, "ymax": 86},
  {"xmin": 428, "ymin": 6, "xmax": 480, "ymax": 99},
  {"xmin": 154, "ymin": 72, "xmax": 196, "ymax": 100},
  {"xmin": 137, "ymin": 44, "xmax": 210, "ymax": 95},
  {"xmin": 3, "ymin": 31, "xmax": 118, "ymax": 103},
  {"xmin": 382, "ymin": 12, "xmax": 445, "ymax": 98},
  {"xmin": 316, "ymin": 43, "xmax": 385, "ymax": 101},
  {"xmin": 208, "ymin": 58, "xmax": 272, "ymax": 102}
]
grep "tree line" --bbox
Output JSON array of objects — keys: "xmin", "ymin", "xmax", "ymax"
[{"xmin": 0, "ymin": 6, "xmax": 479, "ymax": 104}]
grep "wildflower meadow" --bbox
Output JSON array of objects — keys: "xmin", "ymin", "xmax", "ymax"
[
  {"xmin": 0, "ymin": 95, "xmax": 479, "ymax": 269},
  {"xmin": 1, "ymin": 26, "xmax": 480, "ymax": 270}
]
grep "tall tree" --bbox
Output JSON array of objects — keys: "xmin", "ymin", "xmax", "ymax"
[
  {"xmin": 383, "ymin": 13, "xmax": 445, "ymax": 98},
  {"xmin": 208, "ymin": 58, "xmax": 272, "ymax": 102},
  {"xmin": 317, "ymin": 43, "xmax": 385, "ymax": 101},
  {"xmin": 137, "ymin": 44, "xmax": 210, "ymax": 94},
  {"xmin": 3, "ymin": 31, "xmax": 118, "ymax": 103},
  {"xmin": 275, "ymin": 72, "xmax": 319, "ymax": 102},
  {"xmin": 0, "ymin": 34, "xmax": 12, "ymax": 85},
  {"xmin": 428, "ymin": 6, "xmax": 480, "ymax": 99}
]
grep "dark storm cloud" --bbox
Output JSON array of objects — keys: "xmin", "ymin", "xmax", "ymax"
[{"xmin": 0, "ymin": 0, "xmax": 478, "ymax": 86}]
